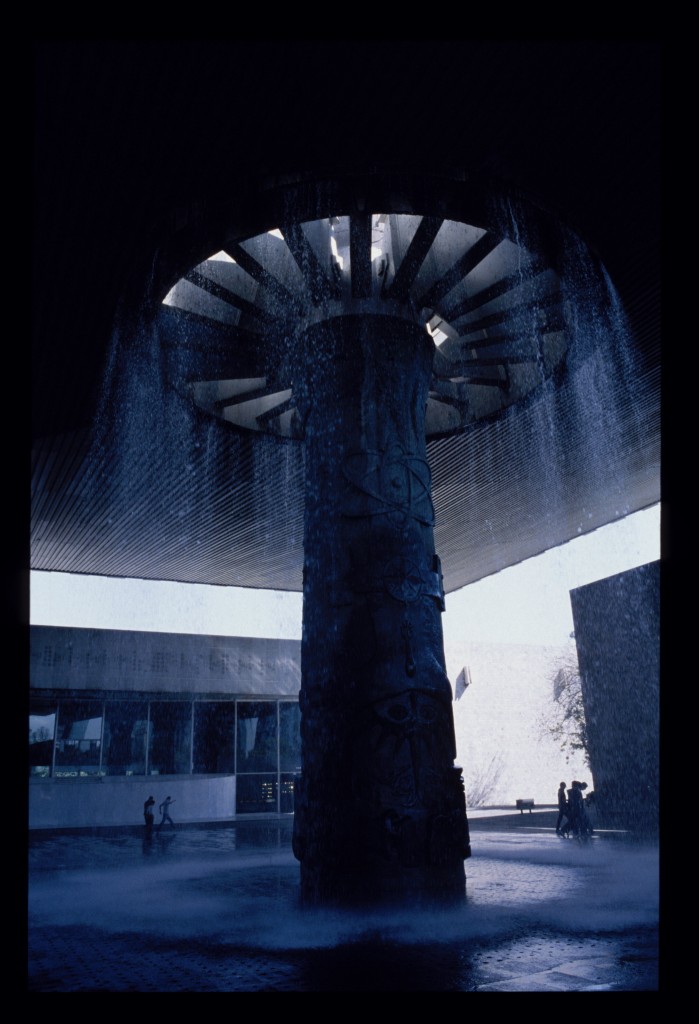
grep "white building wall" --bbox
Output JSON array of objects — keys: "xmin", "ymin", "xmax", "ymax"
[
  {"xmin": 445, "ymin": 640, "xmax": 590, "ymax": 807},
  {"xmin": 29, "ymin": 775, "xmax": 236, "ymax": 830}
]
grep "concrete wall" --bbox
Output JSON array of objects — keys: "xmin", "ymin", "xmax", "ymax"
[
  {"xmin": 570, "ymin": 560, "xmax": 660, "ymax": 836},
  {"xmin": 29, "ymin": 775, "xmax": 236, "ymax": 830},
  {"xmin": 446, "ymin": 641, "xmax": 590, "ymax": 807},
  {"xmin": 30, "ymin": 625, "xmax": 301, "ymax": 696}
]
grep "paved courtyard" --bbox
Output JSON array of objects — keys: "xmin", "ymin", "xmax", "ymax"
[{"xmin": 27, "ymin": 812, "xmax": 659, "ymax": 992}]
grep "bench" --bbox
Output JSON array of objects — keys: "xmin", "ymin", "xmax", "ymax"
[{"xmin": 516, "ymin": 799, "xmax": 535, "ymax": 814}]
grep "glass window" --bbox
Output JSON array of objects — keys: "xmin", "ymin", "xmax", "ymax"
[
  {"xmin": 193, "ymin": 702, "xmax": 235, "ymax": 773},
  {"xmin": 102, "ymin": 701, "xmax": 148, "ymax": 776},
  {"xmin": 236, "ymin": 702, "xmax": 277, "ymax": 773},
  {"xmin": 279, "ymin": 702, "xmax": 301, "ymax": 772},
  {"xmin": 54, "ymin": 701, "xmax": 104, "ymax": 777},
  {"xmin": 236, "ymin": 773, "xmax": 278, "ymax": 814},
  {"xmin": 148, "ymin": 701, "xmax": 192, "ymax": 775},
  {"xmin": 29, "ymin": 702, "xmax": 56, "ymax": 777},
  {"xmin": 279, "ymin": 773, "xmax": 297, "ymax": 814}
]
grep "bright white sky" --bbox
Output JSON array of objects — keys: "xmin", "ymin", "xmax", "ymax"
[{"xmin": 30, "ymin": 504, "xmax": 661, "ymax": 649}]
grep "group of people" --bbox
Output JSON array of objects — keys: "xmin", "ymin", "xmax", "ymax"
[
  {"xmin": 555, "ymin": 780, "xmax": 593, "ymax": 839},
  {"xmin": 143, "ymin": 795, "xmax": 176, "ymax": 834}
]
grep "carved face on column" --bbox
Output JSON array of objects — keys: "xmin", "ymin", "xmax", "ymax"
[
  {"xmin": 352, "ymin": 689, "xmax": 455, "ymax": 810},
  {"xmin": 342, "ymin": 445, "xmax": 434, "ymax": 528}
]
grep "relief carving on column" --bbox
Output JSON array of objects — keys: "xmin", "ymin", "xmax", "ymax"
[{"xmin": 341, "ymin": 445, "xmax": 435, "ymax": 527}]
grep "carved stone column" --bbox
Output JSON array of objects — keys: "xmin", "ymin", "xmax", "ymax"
[{"xmin": 292, "ymin": 313, "xmax": 471, "ymax": 906}]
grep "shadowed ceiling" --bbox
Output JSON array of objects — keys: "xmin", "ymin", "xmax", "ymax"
[{"xmin": 31, "ymin": 40, "xmax": 661, "ymax": 595}]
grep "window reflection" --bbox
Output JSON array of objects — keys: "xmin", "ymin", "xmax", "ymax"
[
  {"xmin": 193, "ymin": 703, "xmax": 235, "ymax": 773},
  {"xmin": 236, "ymin": 773, "xmax": 278, "ymax": 813},
  {"xmin": 279, "ymin": 702, "xmax": 301, "ymax": 772},
  {"xmin": 29, "ymin": 703, "xmax": 56, "ymax": 777},
  {"xmin": 236, "ymin": 702, "xmax": 277, "ymax": 773},
  {"xmin": 148, "ymin": 702, "xmax": 192, "ymax": 775},
  {"xmin": 102, "ymin": 701, "xmax": 148, "ymax": 775},
  {"xmin": 29, "ymin": 697, "xmax": 300, "ymax": 808},
  {"xmin": 54, "ymin": 701, "xmax": 104, "ymax": 776},
  {"xmin": 279, "ymin": 773, "xmax": 296, "ymax": 813}
]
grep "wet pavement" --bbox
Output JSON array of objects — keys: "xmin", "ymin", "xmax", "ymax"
[{"xmin": 27, "ymin": 812, "xmax": 660, "ymax": 992}]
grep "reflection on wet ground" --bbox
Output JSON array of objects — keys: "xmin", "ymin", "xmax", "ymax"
[{"xmin": 28, "ymin": 818, "xmax": 659, "ymax": 991}]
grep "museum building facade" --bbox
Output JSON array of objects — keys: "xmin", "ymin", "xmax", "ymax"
[{"xmin": 29, "ymin": 625, "xmax": 302, "ymax": 829}]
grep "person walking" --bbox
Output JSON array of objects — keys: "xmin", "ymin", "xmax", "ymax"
[
  {"xmin": 143, "ymin": 795, "xmax": 155, "ymax": 833},
  {"xmin": 579, "ymin": 782, "xmax": 594, "ymax": 836},
  {"xmin": 158, "ymin": 796, "xmax": 176, "ymax": 830},
  {"xmin": 555, "ymin": 781, "xmax": 569, "ymax": 836},
  {"xmin": 567, "ymin": 781, "xmax": 585, "ymax": 838}
]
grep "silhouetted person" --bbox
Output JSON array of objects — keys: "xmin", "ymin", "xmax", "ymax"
[
  {"xmin": 555, "ymin": 781, "xmax": 570, "ymax": 836},
  {"xmin": 579, "ymin": 782, "xmax": 593, "ymax": 835},
  {"xmin": 158, "ymin": 796, "xmax": 175, "ymax": 829},
  {"xmin": 567, "ymin": 781, "xmax": 590, "ymax": 838},
  {"xmin": 143, "ymin": 795, "xmax": 155, "ymax": 833}
]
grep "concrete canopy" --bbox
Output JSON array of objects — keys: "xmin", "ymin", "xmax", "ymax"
[{"xmin": 31, "ymin": 40, "xmax": 661, "ymax": 595}]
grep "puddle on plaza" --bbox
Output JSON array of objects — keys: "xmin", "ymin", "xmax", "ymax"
[{"xmin": 28, "ymin": 828, "xmax": 658, "ymax": 952}]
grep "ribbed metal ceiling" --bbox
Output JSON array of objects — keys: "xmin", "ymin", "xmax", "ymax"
[
  {"xmin": 31, "ymin": 41, "xmax": 661, "ymax": 595},
  {"xmin": 163, "ymin": 214, "xmax": 572, "ymax": 442}
]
